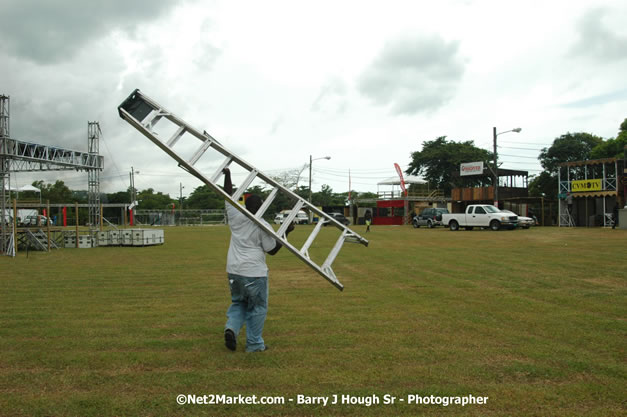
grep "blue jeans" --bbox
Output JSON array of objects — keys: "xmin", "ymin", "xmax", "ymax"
[{"xmin": 225, "ymin": 273, "xmax": 268, "ymax": 352}]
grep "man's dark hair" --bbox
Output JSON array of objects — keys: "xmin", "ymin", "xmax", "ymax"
[{"xmin": 245, "ymin": 194, "xmax": 263, "ymax": 214}]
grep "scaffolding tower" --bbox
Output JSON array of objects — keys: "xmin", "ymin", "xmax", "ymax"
[
  {"xmin": 0, "ymin": 94, "xmax": 104, "ymax": 255},
  {"xmin": 1, "ymin": 95, "xmax": 13, "ymax": 255},
  {"xmin": 558, "ymin": 158, "xmax": 620, "ymax": 227},
  {"xmin": 87, "ymin": 122, "xmax": 101, "ymax": 230}
]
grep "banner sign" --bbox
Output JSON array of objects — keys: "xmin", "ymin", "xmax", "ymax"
[
  {"xmin": 571, "ymin": 179, "xmax": 602, "ymax": 192},
  {"xmin": 460, "ymin": 161, "xmax": 484, "ymax": 176},
  {"xmin": 394, "ymin": 163, "xmax": 407, "ymax": 196}
]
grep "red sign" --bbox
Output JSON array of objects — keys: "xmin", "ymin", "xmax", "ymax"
[{"xmin": 394, "ymin": 163, "xmax": 407, "ymax": 197}]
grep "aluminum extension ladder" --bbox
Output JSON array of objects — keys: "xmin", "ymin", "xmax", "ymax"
[{"xmin": 118, "ymin": 89, "xmax": 368, "ymax": 290}]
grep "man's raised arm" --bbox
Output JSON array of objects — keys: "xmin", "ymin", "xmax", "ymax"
[{"xmin": 223, "ymin": 168, "xmax": 233, "ymax": 196}]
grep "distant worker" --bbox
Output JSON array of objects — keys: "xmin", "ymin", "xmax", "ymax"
[
  {"xmin": 566, "ymin": 192, "xmax": 573, "ymax": 214},
  {"xmin": 364, "ymin": 210, "xmax": 372, "ymax": 233},
  {"xmin": 222, "ymin": 168, "xmax": 294, "ymax": 352},
  {"xmin": 612, "ymin": 203, "xmax": 619, "ymax": 229}
]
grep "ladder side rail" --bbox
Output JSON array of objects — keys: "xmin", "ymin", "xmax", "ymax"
[
  {"xmin": 120, "ymin": 102, "xmax": 365, "ymax": 242},
  {"xmin": 118, "ymin": 91, "xmax": 367, "ymax": 243}
]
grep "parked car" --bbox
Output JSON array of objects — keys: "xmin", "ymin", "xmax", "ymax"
[
  {"xmin": 324, "ymin": 212, "xmax": 350, "ymax": 226},
  {"xmin": 501, "ymin": 210, "xmax": 535, "ymax": 229},
  {"xmin": 274, "ymin": 210, "xmax": 309, "ymax": 225},
  {"xmin": 22, "ymin": 215, "xmax": 50, "ymax": 227},
  {"xmin": 295, "ymin": 211, "xmax": 309, "ymax": 224},
  {"xmin": 412, "ymin": 207, "xmax": 449, "ymax": 228},
  {"xmin": 440, "ymin": 204, "xmax": 518, "ymax": 231}
]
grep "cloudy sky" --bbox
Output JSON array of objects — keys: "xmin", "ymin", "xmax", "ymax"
[{"xmin": 2, "ymin": 0, "xmax": 627, "ymax": 199}]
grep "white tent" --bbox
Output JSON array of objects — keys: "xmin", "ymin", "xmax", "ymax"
[
  {"xmin": 377, "ymin": 175, "xmax": 426, "ymax": 186},
  {"xmin": 377, "ymin": 175, "xmax": 427, "ymax": 198},
  {"xmin": 16, "ymin": 184, "xmax": 41, "ymax": 193},
  {"xmin": 7, "ymin": 184, "xmax": 41, "ymax": 193}
]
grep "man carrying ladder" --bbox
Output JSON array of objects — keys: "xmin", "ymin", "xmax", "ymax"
[{"xmin": 222, "ymin": 168, "xmax": 294, "ymax": 352}]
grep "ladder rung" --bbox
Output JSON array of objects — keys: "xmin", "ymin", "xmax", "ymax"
[
  {"xmin": 322, "ymin": 230, "xmax": 347, "ymax": 271},
  {"xmin": 232, "ymin": 170, "xmax": 258, "ymax": 201},
  {"xmin": 277, "ymin": 200, "xmax": 304, "ymax": 237},
  {"xmin": 255, "ymin": 187, "xmax": 278, "ymax": 219},
  {"xmin": 300, "ymin": 219, "xmax": 324, "ymax": 258},
  {"xmin": 142, "ymin": 110, "xmax": 163, "ymax": 130},
  {"xmin": 210, "ymin": 156, "xmax": 233, "ymax": 183},
  {"xmin": 188, "ymin": 139, "xmax": 213, "ymax": 166},
  {"xmin": 166, "ymin": 125, "xmax": 186, "ymax": 147}
]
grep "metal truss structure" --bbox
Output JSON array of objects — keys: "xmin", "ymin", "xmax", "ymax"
[
  {"xmin": 0, "ymin": 94, "xmax": 104, "ymax": 255},
  {"xmin": 558, "ymin": 158, "xmax": 620, "ymax": 227},
  {"xmin": 87, "ymin": 122, "xmax": 101, "ymax": 230}
]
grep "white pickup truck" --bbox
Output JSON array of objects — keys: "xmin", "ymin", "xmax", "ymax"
[{"xmin": 439, "ymin": 204, "xmax": 518, "ymax": 231}]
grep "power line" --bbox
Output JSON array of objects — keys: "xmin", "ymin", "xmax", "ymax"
[
  {"xmin": 499, "ymin": 153, "xmax": 540, "ymax": 160},
  {"xmin": 99, "ymin": 129, "xmax": 128, "ymax": 190},
  {"xmin": 499, "ymin": 145, "xmax": 544, "ymax": 151}
]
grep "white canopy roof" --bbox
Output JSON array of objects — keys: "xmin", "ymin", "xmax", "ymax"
[
  {"xmin": 8, "ymin": 184, "xmax": 41, "ymax": 192},
  {"xmin": 377, "ymin": 175, "xmax": 426, "ymax": 186}
]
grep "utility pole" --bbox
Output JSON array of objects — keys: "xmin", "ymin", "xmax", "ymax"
[
  {"xmin": 493, "ymin": 127, "xmax": 498, "ymax": 208},
  {"xmin": 308, "ymin": 155, "xmax": 313, "ymax": 204},
  {"xmin": 492, "ymin": 127, "xmax": 521, "ymax": 209},
  {"xmin": 129, "ymin": 166, "xmax": 138, "ymax": 225},
  {"xmin": 179, "ymin": 182, "xmax": 184, "ymax": 226},
  {"xmin": 308, "ymin": 155, "xmax": 331, "ymax": 223}
]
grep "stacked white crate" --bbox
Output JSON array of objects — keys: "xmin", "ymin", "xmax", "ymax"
[
  {"xmin": 64, "ymin": 235, "xmax": 76, "ymax": 248},
  {"xmin": 64, "ymin": 234, "xmax": 92, "ymax": 248},
  {"xmin": 78, "ymin": 235, "xmax": 92, "ymax": 248},
  {"xmin": 152, "ymin": 229, "xmax": 164, "ymax": 244},
  {"xmin": 97, "ymin": 231, "xmax": 109, "ymax": 247},
  {"xmin": 109, "ymin": 230, "xmax": 120, "ymax": 245},
  {"xmin": 131, "ymin": 229, "xmax": 165, "ymax": 246},
  {"xmin": 121, "ymin": 230, "xmax": 134, "ymax": 246}
]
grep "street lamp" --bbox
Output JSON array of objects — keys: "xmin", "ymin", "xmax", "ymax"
[
  {"xmin": 179, "ymin": 182, "xmax": 185, "ymax": 226},
  {"xmin": 309, "ymin": 155, "xmax": 331, "ymax": 222},
  {"xmin": 493, "ymin": 127, "xmax": 521, "ymax": 208},
  {"xmin": 309, "ymin": 155, "xmax": 331, "ymax": 203}
]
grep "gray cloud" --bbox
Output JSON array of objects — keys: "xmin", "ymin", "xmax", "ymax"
[
  {"xmin": 561, "ymin": 88, "xmax": 627, "ymax": 108},
  {"xmin": 358, "ymin": 35, "xmax": 464, "ymax": 115},
  {"xmin": 0, "ymin": 0, "xmax": 183, "ymax": 64},
  {"xmin": 311, "ymin": 77, "xmax": 348, "ymax": 114},
  {"xmin": 570, "ymin": 8, "xmax": 627, "ymax": 61}
]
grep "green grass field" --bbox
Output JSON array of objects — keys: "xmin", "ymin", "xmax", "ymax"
[{"xmin": 1, "ymin": 225, "xmax": 625, "ymax": 416}]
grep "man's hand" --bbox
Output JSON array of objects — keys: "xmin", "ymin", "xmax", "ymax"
[
  {"xmin": 223, "ymin": 168, "xmax": 233, "ymax": 196},
  {"xmin": 267, "ymin": 222, "xmax": 295, "ymax": 256}
]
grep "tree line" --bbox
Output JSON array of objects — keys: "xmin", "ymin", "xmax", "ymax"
[
  {"xmin": 20, "ymin": 117, "xmax": 625, "ymax": 214},
  {"xmin": 19, "ymin": 179, "xmax": 377, "ymax": 219}
]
